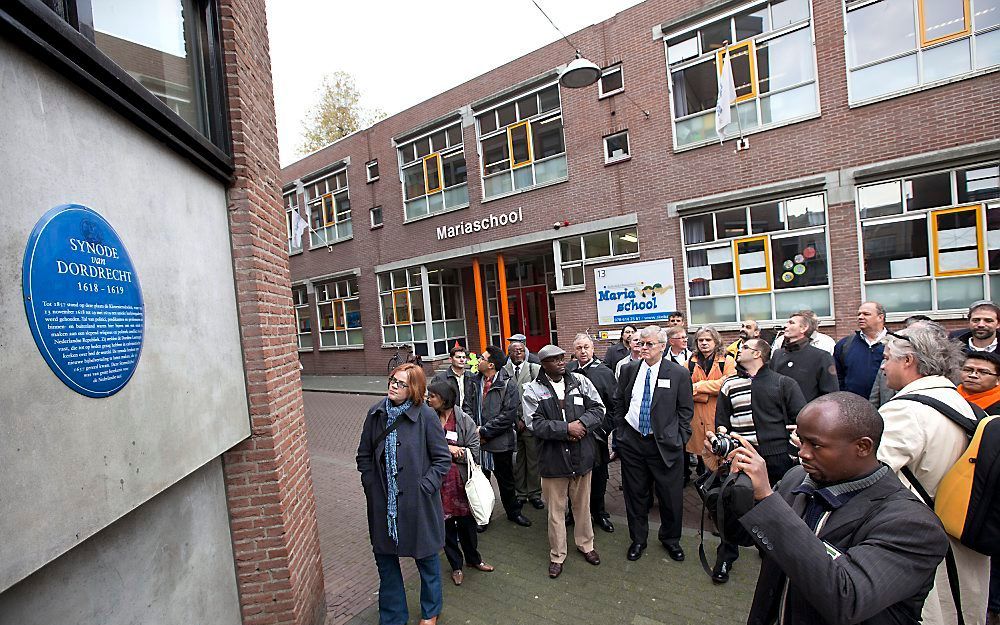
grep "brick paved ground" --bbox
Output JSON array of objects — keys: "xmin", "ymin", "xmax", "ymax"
[{"xmin": 304, "ymin": 391, "xmax": 756, "ymax": 625}]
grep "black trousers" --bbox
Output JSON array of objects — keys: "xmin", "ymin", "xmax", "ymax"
[
  {"xmin": 590, "ymin": 460, "xmax": 609, "ymax": 519},
  {"xmin": 716, "ymin": 451, "xmax": 795, "ymax": 565},
  {"xmin": 483, "ymin": 450, "xmax": 521, "ymax": 518},
  {"xmin": 618, "ymin": 426, "xmax": 684, "ymax": 546},
  {"xmin": 444, "ymin": 515, "xmax": 482, "ymax": 571}
]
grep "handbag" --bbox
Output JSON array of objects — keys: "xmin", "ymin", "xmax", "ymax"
[{"xmin": 463, "ymin": 447, "xmax": 495, "ymax": 526}]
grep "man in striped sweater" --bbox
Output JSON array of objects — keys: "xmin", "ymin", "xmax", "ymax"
[{"xmin": 709, "ymin": 338, "xmax": 806, "ymax": 584}]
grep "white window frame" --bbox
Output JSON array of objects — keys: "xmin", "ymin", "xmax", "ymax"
[
  {"xmin": 305, "ymin": 168, "xmax": 352, "ymax": 249},
  {"xmin": 598, "ymin": 63, "xmax": 624, "ymax": 98},
  {"xmin": 663, "ymin": 0, "xmax": 820, "ymax": 151},
  {"xmin": 366, "ymin": 159, "xmax": 379, "ymax": 182},
  {"xmin": 370, "ymin": 205, "xmax": 383, "ymax": 229},
  {"xmin": 475, "ymin": 81, "xmax": 568, "ymax": 202},
  {"xmin": 284, "ymin": 190, "xmax": 303, "ymax": 255},
  {"xmin": 553, "ymin": 226, "xmax": 640, "ymax": 291},
  {"xmin": 680, "ymin": 192, "xmax": 833, "ymax": 327},
  {"xmin": 843, "ymin": 0, "xmax": 1000, "ymax": 107},
  {"xmin": 292, "ymin": 284, "xmax": 312, "ymax": 351},
  {"xmin": 397, "ymin": 122, "xmax": 469, "ymax": 223},
  {"xmin": 855, "ymin": 161, "xmax": 1000, "ymax": 319},
  {"xmin": 315, "ymin": 275, "xmax": 363, "ymax": 349},
  {"xmin": 604, "ymin": 130, "xmax": 631, "ymax": 164}
]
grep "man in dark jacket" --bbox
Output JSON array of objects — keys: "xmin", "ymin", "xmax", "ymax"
[
  {"xmin": 834, "ymin": 301, "xmax": 888, "ymax": 399},
  {"xmin": 522, "ymin": 344, "xmax": 606, "ymax": 578},
  {"xmin": 603, "ymin": 324, "xmax": 637, "ymax": 372},
  {"xmin": 566, "ymin": 332, "xmax": 617, "ymax": 533},
  {"xmin": 949, "ymin": 300, "xmax": 1000, "ymax": 354},
  {"xmin": 431, "ymin": 344, "xmax": 475, "ymax": 410},
  {"xmin": 712, "ymin": 338, "xmax": 806, "ymax": 583},
  {"xmin": 770, "ymin": 311, "xmax": 838, "ymax": 402},
  {"xmin": 730, "ymin": 392, "xmax": 947, "ymax": 625},
  {"xmin": 464, "ymin": 345, "xmax": 531, "ymax": 527}
]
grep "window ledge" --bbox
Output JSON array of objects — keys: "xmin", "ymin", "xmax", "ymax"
[
  {"xmin": 585, "ymin": 253, "xmax": 640, "ymax": 266},
  {"xmin": 885, "ymin": 310, "xmax": 966, "ymax": 323},
  {"xmin": 298, "ymin": 347, "xmax": 313, "ymax": 353},
  {"xmin": 481, "ymin": 176, "xmax": 568, "ymax": 203},
  {"xmin": 599, "ymin": 89, "xmax": 624, "ymax": 100},
  {"xmin": 552, "ymin": 286, "xmax": 586, "ymax": 294},
  {"xmin": 673, "ymin": 112, "xmax": 821, "ymax": 153},
  {"xmin": 289, "ymin": 249, "xmax": 303, "ymax": 256},
  {"xmin": 605, "ymin": 156, "xmax": 632, "ymax": 166},
  {"xmin": 403, "ymin": 203, "xmax": 469, "ymax": 225},
  {"xmin": 849, "ymin": 65, "xmax": 1000, "ymax": 109},
  {"xmin": 367, "ymin": 177, "xmax": 379, "ymax": 183},
  {"xmin": 370, "ymin": 223, "xmax": 384, "ymax": 230},
  {"xmin": 319, "ymin": 345, "xmax": 366, "ymax": 351},
  {"xmin": 309, "ymin": 235, "xmax": 354, "ymax": 251}
]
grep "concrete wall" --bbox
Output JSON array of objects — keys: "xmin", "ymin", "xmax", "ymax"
[
  {"xmin": 0, "ymin": 459, "xmax": 242, "ymax": 625},
  {"xmin": 0, "ymin": 30, "xmax": 248, "ymax": 619}
]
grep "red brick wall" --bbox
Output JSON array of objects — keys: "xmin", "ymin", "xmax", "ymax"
[
  {"xmin": 284, "ymin": 0, "xmax": 1000, "ymax": 372},
  {"xmin": 220, "ymin": 1, "xmax": 325, "ymax": 623}
]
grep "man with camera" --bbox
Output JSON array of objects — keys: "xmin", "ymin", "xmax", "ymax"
[
  {"xmin": 723, "ymin": 392, "xmax": 948, "ymax": 625},
  {"xmin": 711, "ymin": 338, "xmax": 805, "ymax": 583}
]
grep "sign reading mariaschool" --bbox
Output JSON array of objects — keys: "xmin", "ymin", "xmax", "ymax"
[{"xmin": 595, "ymin": 258, "xmax": 676, "ymax": 326}]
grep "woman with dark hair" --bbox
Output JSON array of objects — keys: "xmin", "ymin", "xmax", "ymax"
[
  {"xmin": 426, "ymin": 379, "xmax": 495, "ymax": 586},
  {"xmin": 357, "ymin": 363, "xmax": 451, "ymax": 625},
  {"xmin": 603, "ymin": 324, "xmax": 637, "ymax": 372}
]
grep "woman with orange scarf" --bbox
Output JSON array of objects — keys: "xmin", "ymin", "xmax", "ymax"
[
  {"xmin": 957, "ymin": 352, "xmax": 1000, "ymax": 414},
  {"xmin": 687, "ymin": 326, "xmax": 737, "ymax": 472}
]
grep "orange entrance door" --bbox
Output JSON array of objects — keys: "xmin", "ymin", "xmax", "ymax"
[{"xmin": 507, "ymin": 285, "xmax": 549, "ymax": 354}]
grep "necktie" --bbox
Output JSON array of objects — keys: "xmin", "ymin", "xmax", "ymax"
[
  {"xmin": 514, "ymin": 364, "xmax": 520, "ymax": 379},
  {"xmin": 639, "ymin": 368, "xmax": 652, "ymax": 436}
]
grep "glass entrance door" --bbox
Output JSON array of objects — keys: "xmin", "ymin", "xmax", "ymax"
[{"xmin": 507, "ymin": 285, "xmax": 549, "ymax": 353}]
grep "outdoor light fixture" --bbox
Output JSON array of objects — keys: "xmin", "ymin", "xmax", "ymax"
[{"xmin": 559, "ymin": 53, "xmax": 601, "ymax": 89}]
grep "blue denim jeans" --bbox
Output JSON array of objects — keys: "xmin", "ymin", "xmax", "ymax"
[{"xmin": 374, "ymin": 552, "xmax": 442, "ymax": 624}]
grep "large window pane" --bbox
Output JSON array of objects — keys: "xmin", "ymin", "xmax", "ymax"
[
  {"xmin": 849, "ymin": 55, "xmax": 919, "ymax": 101},
  {"xmin": 976, "ymin": 0, "xmax": 1000, "ymax": 29},
  {"xmin": 532, "ymin": 118, "xmax": 565, "ymax": 159},
  {"xmin": 539, "ymin": 86, "xmax": 560, "ymax": 112},
  {"xmin": 345, "ymin": 300, "xmax": 362, "ymax": 329},
  {"xmin": 404, "ymin": 164, "xmax": 424, "ymax": 200},
  {"xmin": 684, "ymin": 213, "xmax": 715, "ymax": 244},
  {"xmin": 92, "ymin": 0, "xmax": 205, "ymax": 132},
  {"xmin": 716, "ymin": 207, "xmax": 748, "ymax": 239},
  {"xmin": 612, "ymin": 228, "xmax": 639, "ymax": 255},
  {"xmin": 775, "ymin": 288, "xmax": 831, "ymax": 318},
  {"xmin": 938, "ymin": 275, "xmax": 985, "ymax": 309},
  {"xmin": 668, "ymin": 35, "xmax": 699, "ymax": 64},
  {"xmin": 739, "ymin": 293, "xmax": 772, "ymax": 320},
  {"xmin": 846, "ymin": 0, "xmax": 917, "ymax": 67},
  {"xmin": 866, "ymin": 280, "xmax": 932, "ymax": 312},
  {"xmin": 750, "ymin": 202, "xmax": 783, "ymax": 234},
  {"xmin": 560, "ymin": 237, "xmax": 582, "ymax": 262},
  {"xmin": 687, "ymin": 247, "xmax": 734, "ymax": 297},
  {"xmin": 672, "ymin": 60, "xmax": 717, "ymax": 117},
  {"xmin": 442, "ymin": 154, "xmax": 467, "ymax": 188},
  {"xmin": 922, "ymin": 38, "xmax": 971, "ymax": 83},
  {"xmin": 756, "ymin": 27, "xmax": 813, "ymax": 94},
  {"xmin": 482, "ymin": 134, "xmax": 509, "ymax": 174},
  {"xmin": 921, "ymin": 0, "xmax": 969, "ymax": 44},
  {"xmin": 906, "ymin": 172, "xmax": 953, "ymax": 211},
  {"xmin": 534, "ymin": 154, "xmax": 567, "ymax": 184},
  {"xmin": 862, "ymin": 217, "xmax": 929, "ymax": 281},
  {"xmin": 771, "ymin": 0, "xmax": 810, "ymax": 27},
  {"xmin": 859, "ymin": 181, "xmax": 904, "ymax": 218},
  {"xmin": 700, "ymin": 20, "xmax": 730, "ymax": 53},
  {"xmin": 772, "ymin": 232, "xmax": 828, "ymax": 289},
  {"xmin": 760, "ymin": 84, "xmax": 816, "ymax": 125},
  {"xmin": 735, "ymin": 8, "xmax": 769, "ymax": 42},
  {"xmin": 785, "ymin": 195, "xmax": 826, "ymax": 229},
  {"xmin": 958, "ymin": 165, "xmax": 1000, "ymax": 203},
  {"xmin": 583, "ymin": 232, "xmax": 612, "ymax": 259},
  {"xmin": 691, "ymin": 297, "xmax": 737, "ymax": 324},
  {"xmin": 674, "ymin": 112, "xmax": 715, "ymax": 146},
  {"xmin": 975, "ymin": 28, "xmax": 1000, "ymax": 69},
  {"xmin": 484, "ymin": 172, "xmax": 512, "ymax": 198}
]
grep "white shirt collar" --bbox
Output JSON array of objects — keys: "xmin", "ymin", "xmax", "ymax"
[
  {"xmin": 968, "ymin": 335, "xmax": 998, "ymax": 352},
  {"xmin": 861, "ymin": 328, "xmax": 887, "ymax": 347}
]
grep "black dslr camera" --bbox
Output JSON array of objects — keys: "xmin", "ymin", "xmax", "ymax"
[{"xmin": 711, "ymin": 431, "xmax": 742, "ymax": 458}]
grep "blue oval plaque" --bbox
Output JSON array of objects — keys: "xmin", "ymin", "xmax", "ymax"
[{"xmin": 22, "ymin": 204, "xmax": 144, "ymax": 398}]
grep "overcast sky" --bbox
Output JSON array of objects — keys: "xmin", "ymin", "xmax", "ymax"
[{"xmin": 266, "ymin": 0, "xmax": 644, "ymax": 167}]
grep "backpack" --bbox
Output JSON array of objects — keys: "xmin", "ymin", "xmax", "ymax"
[
  {"xmin": 695, "ymin": 465, "xmax": 755, "ymax": 578},
  {"xmin": 887, "ymin": 393, "xmax": 999, "ymax": 556}
]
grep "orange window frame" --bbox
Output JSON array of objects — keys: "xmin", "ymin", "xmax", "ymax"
[
  {"xmin": 918, "ymin": 0, "xmax": 971, "ymax": 47},
  {"xmin": 507, "ymin": 121, "xmax": 533, "ymax": 169},
  {"xmin": 733, "ymin": 235, "xmax": 773, "ymax": 294},
  {"xmin": 930, "ymin": 204, "xmax": 984, "ymax": 277},
  {"xmin": 321, "ymin": 194, "xmax": 335, "ymax": 227},
  {"xmin": 392, "ymin": 289, "xmax": 411, "ymax": 325},
  {"xmin": 332, "ymin": 300, "xmax": 347, "ymax": 330},
  {"xmin": 423, "ymin": 153, "xmax": 443, "ymax": 195},
  {"xmin": 716, "ymin": 41, "xmax": 757, "ymax": 104}
]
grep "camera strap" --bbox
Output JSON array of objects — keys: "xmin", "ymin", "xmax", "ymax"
[{"xmin": 695, "ymin": 468, "xmax": 724, "ymax": 578}]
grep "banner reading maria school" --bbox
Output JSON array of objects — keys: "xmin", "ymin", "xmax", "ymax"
[{"xmin": 595, "ymin": 258, "xmax": 677, "ymax": 326}]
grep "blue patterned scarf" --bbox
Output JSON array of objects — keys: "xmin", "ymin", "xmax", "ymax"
[{"xmin": 384, "ymin": 398, "xmax": 412, "ymax": 544}]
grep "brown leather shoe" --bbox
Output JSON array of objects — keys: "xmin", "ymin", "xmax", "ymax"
[
  {"xmin": 548, "ymin": 561, "xmax": 563, "ymax": 578},
  {"xmin": 418, "ymin": 617, "xmax": 438, "ymax": 625},
  {"xmin": 473, "ymin": 562, "xmax": 495, "ymax": 572},
  {"xmin": 451, "ymin": 569, "xmax": 463, "ymax": 585},
  {"xmin": 580, "ymin": 549, "xmax": 601, "ymax": 565}
]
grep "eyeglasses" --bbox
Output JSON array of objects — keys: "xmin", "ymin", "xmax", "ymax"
[
  {"xmin": 638, "ymin": 341, "xmax": 662, "ymax": 348},
  {"xmin": 885, "ymin": 329, "xmax": 909, "ymax": 342},
  {"xmin": 961, "ymin": 366, "xmax": 998, "ymax": 377},
  {"xmin": 388, "ymin": 377, "xmax": 409, "ymax": 389}
]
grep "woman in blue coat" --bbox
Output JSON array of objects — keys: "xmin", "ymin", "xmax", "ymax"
[{"xmin": 357, "ymin": 363, "xmax": 452, "ymax": 625}]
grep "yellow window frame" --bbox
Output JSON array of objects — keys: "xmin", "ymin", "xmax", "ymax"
[
  {"xmin": 321, "ymin": 194, "xmax": 335, "ymax": 227},
  {"xmin": 392, "ymin": 289, "xmax": 411, "ymax": 325},
  {"xmin": 423, "ymin": 153, "xmax": 443, "ymax": 195},
  {"xmin": 931, "ymin": 204, "xmax": 984, "ymax": 277},
  {"xmin": 733, "ymin": 235, "xmax": 772, "ymax": 294},
  {"xmin": 918, "ymin": 0, "xmax": 971, "ymax": 47},
  {"xmin": 507, "ymin": 121, "xmax": 533, "ymax": 169},
  {"xmin": 716, "ymin": 41, "xmax": 757, "ymax": 104},
  {"xmin": 332, "ymin": 299, "xmax": 347, "ymax": 330}
]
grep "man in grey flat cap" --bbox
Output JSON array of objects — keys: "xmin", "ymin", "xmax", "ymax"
[
  {"xmin": 522, "ymin": 344, "xmax": 606, "ymax": 578},
  {"xmin": 508, "ymin": 333, "xmax": 541, "ymax": 364}
]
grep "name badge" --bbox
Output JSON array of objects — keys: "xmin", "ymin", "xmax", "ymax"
[
  {"xmin": 657, "ymin": 379, "xmax": 671, "ymax": 389},
  {"xmin": 823, "ymin": 541, "xmax": 843, "ymax": 560},
  {"xmin": 573, "ymin": 396, "xmax": 584, "ymax": 406},
  {"xmin": 446, "ymin": 431, "xmax": 458, "ymax": 443}
]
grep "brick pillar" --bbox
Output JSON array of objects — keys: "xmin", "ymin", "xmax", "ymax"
[{"xmin": 218, "ymin": 1, "xmax": 326, "ymax": 624}]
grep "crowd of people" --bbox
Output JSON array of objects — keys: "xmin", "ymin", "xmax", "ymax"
[{"xmin": 355, "ymin": 300, "xmax": 1000, "ymax": 625}]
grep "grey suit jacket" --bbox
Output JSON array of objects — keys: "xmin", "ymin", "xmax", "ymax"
[
  {"xmin": 740, "ymin": 465, "xmax": 948, "ymax": 625},
  {"xmin": 611, "ymin": 358, "xmax": 694, "ymax": 467}
]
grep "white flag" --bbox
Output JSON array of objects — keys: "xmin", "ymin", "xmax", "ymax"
[
  {"xmin": 291, "ymin": 208, "xmax": 308, "ymax": 247},
  {"xmin": 715, "ymin": 49, "xmax": 737, "ymax": 143}
]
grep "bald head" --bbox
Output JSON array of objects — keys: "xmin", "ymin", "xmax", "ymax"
[{"xmin": 807, "ymin": 391, "xmax": 884, "ymax": 446}]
